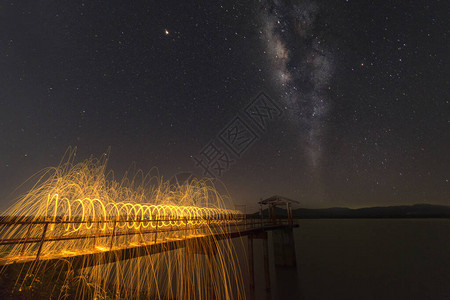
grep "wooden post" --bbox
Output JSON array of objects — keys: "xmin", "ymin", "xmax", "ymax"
[
  {"xmin": 263, "ymin": 234, "xmax": 271, "ymax": 291},
  {"xmin": 138, "ymin": 218, "xmax": 143, "ymax": 244},
  {"xmin": 248, "ymin": 235, "xmax": 255, "ymax": 291},
  {"xmin": 244, "ymin": 212, "xmax": 247, "ymax": 230},
  {"xmin": 93, "ymin": 221, "xmax": 99, "ymax": 249},
  {"xmin": 35, "ymin": 222, "xmax": 49, "ymax": 260},
  {"xmin": 109, "ymin": 219, "xmax": 117, "ymax": 251},
  {"xmin": 289, "ymin": 205, "xmax": 293, "ymax": 226},
  {"xmin": 21, "ymin": 222, "xmax": 34, "ymax": 256},
  {"xmin": 260, "ymin": 204, "xmax": 263, "ymax": 228},
  {"xmin": 273, "ymin": 228, "xmax": 296, "ymax": 267},
  {"xmin": 272, "ymin": 205, "xmax": 276, "ymax": 225},
  {"xmin": 154, "ymin": 216, "xmax": 159, "ymax": 244}
]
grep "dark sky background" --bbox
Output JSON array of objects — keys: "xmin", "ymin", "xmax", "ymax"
[{"xmin": 0, "ymin": 1, "xmax": 448, "ymax": 212}]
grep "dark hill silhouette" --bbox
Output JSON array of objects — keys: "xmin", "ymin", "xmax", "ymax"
[{"xmin": 252, "ymin": 204, "xmax": 450, "ymax": 218}]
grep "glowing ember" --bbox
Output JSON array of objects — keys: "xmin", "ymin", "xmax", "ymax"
[{"xmin": 0, "ymin": 148, "xmax": 245, "ymax": 299}]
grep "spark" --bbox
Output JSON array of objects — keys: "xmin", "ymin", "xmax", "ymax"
[{"xmin": 0, "ymin": 147, "xmax": 245, "ymax": 299}]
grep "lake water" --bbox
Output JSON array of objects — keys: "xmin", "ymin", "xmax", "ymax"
[{"xmin": 240, "ymin": 219, "xmax": 450, "ymax": 300}]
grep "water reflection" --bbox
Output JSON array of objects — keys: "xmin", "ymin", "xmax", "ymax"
[{"xmin": 241, "ymin": 219, "xmax": 450, "ymax": 300}]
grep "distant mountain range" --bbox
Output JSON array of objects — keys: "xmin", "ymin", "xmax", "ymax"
[{"xmin": 252, "ymin": 204, "xmax": 450, "ymax": 218}]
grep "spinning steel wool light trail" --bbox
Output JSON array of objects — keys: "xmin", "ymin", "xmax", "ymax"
[{"xmin": 0, "ymin": 148, "xmax": 245, "ymax": 299}]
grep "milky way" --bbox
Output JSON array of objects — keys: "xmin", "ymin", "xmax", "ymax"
[
  {"xmin": 259, "ymin": 0, "xmax": 334, "ymax": 168},
  {"xmin": 1, "ymin": 1, "xmax": 447, "ymax": 209}
]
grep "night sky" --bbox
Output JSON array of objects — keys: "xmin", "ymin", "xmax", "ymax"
[{"xmin": 0, "ymin": 1, "xmax": 448, "ymax": 211}]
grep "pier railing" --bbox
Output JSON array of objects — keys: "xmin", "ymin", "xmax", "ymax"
[{"xmin": 0, "ymin": 214, "xmax": 294, "ymax": 262}]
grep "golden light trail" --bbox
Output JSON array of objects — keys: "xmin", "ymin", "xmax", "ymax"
[{"xmin": 0, "ymin": 147, "xmax": 246, "ymax": 299}]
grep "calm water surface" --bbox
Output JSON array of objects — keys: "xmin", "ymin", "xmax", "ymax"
[{"xmin": 241, "ymin": 219, "xmax": 450, "ymax": 300}]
